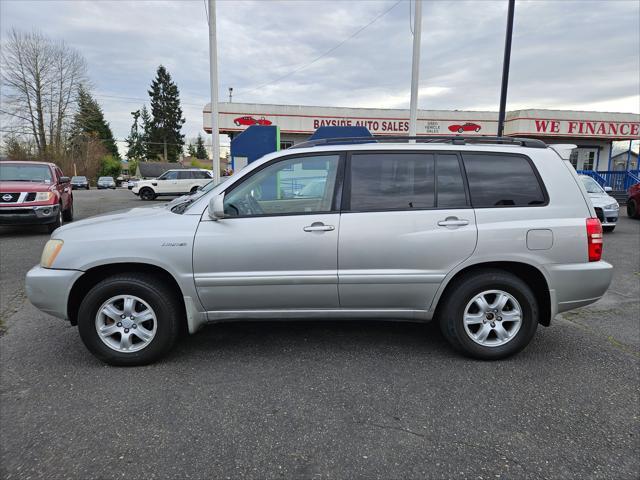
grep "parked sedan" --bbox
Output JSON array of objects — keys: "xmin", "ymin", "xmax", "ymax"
[
  {"xmin": 579, "ymin": 175, "xmax": 619, "ymax": 232},
  {"xmin": 627, "ymin": 182, "xmax": 640, "ymax": 219},
  {"xmin": 71, "ymin": 176, "xmax": 90, "ymax": 190},
  {"xmin": 97, "ymin": 176, "xmax": 116, "ymax": 189}
]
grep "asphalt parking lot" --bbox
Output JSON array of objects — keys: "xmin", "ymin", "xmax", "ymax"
[{"xmin": 1, "ymin": 189, "xmax": 638, "ymax": 479}]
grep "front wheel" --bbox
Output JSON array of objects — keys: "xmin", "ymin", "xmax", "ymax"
[
  {"xmin": 62, "ymin": 201, "xmax": 74, "ymax": 222},
  {"xmin": 438, "ymin": 270, "xmax": 538, "ymax": 360},
  {"xmin": 46, "ymin": 205, "xmax": 63, "ymax": 233},
  {"xmin": 139, "ymin": 187, "xmax": 156, "ymax": 201},
  {"xmin": 77, "ymin": 273, "xmax": 182, "ymax": 366}
]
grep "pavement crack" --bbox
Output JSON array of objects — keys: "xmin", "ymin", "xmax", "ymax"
[{"xmin": 354, "ymin": 420, "xmax": 426, "ymax": 438}]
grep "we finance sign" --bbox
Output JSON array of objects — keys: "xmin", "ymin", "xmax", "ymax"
[{"xmin": 518, "ymin": 118, "xmax": 640, "ymax": 139}]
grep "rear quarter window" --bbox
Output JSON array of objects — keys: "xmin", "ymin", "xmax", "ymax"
[{"xmin": 461, "ymin": 153, "xmax": 547, "ymax": 207}]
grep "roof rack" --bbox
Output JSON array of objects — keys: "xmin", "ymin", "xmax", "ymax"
[{"xmin": 291, "ymin": 135, "xmax": 547, "ymax": 149}]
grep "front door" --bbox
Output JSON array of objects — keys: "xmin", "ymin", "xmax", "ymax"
[
  {"xmin": 155, "ymin": 170, "xmax": 179, "ymax": 193},
  {"xmin": 338, "ymin": 151, "xmax": 477, "ymax": 310},
  {"xmin": 193, "ymin": 153, "xmax": 342, "ymax": 312}
]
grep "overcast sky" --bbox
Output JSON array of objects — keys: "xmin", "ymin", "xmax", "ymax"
[{"xmin": 1, "ymin": 0, "xmax": 639, "ymax": 152}]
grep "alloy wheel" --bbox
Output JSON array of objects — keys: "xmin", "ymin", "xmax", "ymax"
[
  {"xmin": 94, "ymin": 295, "xmax": 157, "ymax": 353},
  {"xmin": 462, "ymin": 290, "xmax": 522, "ymax": 347}
]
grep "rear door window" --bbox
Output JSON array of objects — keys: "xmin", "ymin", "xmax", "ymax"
[
  {"xmin": 461, "ymin": 153, "xmax": 547, "ymax": 207},
  {"xmin": 347, "ymin": 153, "xmax": 435, "ymax": 211}
]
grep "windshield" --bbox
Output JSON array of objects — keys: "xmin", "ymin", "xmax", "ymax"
[
  {"xmin": 72, "ymin": 176, "xmax": 86, "ymax": 181},
  {"xmin": 98, "ymin": 177, "xmax": 113, "ymax": 181},
  {"xmin": 581, "ymin": 176, "xmax": 604, "ymax": 194},
  {"xmin": 0, "ymin": 164, "xmax": 53, "ymax": 183}
]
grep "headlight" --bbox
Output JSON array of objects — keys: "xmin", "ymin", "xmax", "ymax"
[
  {"xmin": 35, "ymin": 192, "xmax": 54, "ymax": 201},
  {"xmin": 605, "ymin": 202, "xmax": 619, "ymax": 209},
  {"xmin": 40, "ymin": 239, "xmax": 64, "ymax": 268}
]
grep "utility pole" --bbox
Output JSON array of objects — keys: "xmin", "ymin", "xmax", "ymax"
[
  {"xmin": 408, "ymin": 0, "xmax": 423, "ymax": 138},
  {"xmin": 208, "ymin": 0, "xmax": 221, "ymax": 185},
  {"xmin": 229, "ymin": 87, "xmax": 233, "ymax": 103},
  {"xmin": 497, "ymin": 0, "xmax": 515, "ymax": 137}
]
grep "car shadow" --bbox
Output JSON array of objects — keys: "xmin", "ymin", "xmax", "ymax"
[
  {"xmin": 0, "ymin": 225, "xmax": 49, "ymax": 236},
  {"xmin": 167, "ymin": 319, "xmax": 454, "ymax": 361}
]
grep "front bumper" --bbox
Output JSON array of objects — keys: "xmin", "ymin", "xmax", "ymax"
[
  {"xmin": 545, "ymin": 261, "xmax": 613, "ymax": 316},
  {"xmin": 25, "ymin": 265, "xmax": 83, "ymax": 320},
  {"xmin": 0, "ymin": 204, "xmax": 60, "ymax": 225},
  {"xmin": 594, "ymin": 206, "xmax": 619, "ymax": 226}
]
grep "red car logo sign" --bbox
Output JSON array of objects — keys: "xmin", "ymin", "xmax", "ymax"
[
  {"xmin": 448, "ymin": 122, "xmax": 481, "ymax": 134},
  {"xmin": 233, "ymin": 116, "xmax": 273, "ymax": 127}
]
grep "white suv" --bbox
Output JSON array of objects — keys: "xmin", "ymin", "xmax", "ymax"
[{"xmin": 133, "ymin": 168, "xmax": 212, "ymax": 200}]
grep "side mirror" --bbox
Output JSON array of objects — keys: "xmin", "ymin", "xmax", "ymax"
[
  {"xmin": 604, "ymin": 186, "xmax": 612, "ymax": 192},
  {"xmin": 208, "ymin": 194, "xmax": 225, "ymax": 220},
  {"xmin": 59, "ymin": 176, "xmax": 70, "ymax": 183}
]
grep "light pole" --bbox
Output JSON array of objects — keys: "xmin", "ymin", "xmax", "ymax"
[
  {"xmin": 408, "ymin": 0, "xmax": 423, "ymax": 138},
  {"xmin": 497, "ymin": 0, "xmax": 515, "ymax": 137},
  {"xmin": 208, "ymin": 0, "xmax": 221, "ymax": 185}
]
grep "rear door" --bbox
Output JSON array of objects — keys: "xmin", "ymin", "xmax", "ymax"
[{"xmin": 338, "ymin": 151, "xmax": 477, "ymax": 310}]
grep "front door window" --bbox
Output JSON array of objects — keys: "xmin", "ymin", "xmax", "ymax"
[{"xmin": 223, "ymin": 154, "xmax": 339, "ymax": 217}]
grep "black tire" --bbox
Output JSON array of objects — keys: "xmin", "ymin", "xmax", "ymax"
[
  {"xmin": 627, "ymin": 199, "xmax": 638, "ymax": 218},
  {"xmin": 86, "ymin": 185, "xmax": 90, "ymax": 190},
  {"xmin": 438, "ymin": 270, "xmax": 538, "ymax": 360},
  {"xmin": 46, "ymin": 205, "xmax": 63, "ymax": 233},
  {"xmin": 62, "ymin": 200, "xmax": 74, "ymax": 222},
  {"xmin": 190, "ymin": 186, "xmax": 199, "ymax": 194},
  {"xmin": 603, "ymin": 226, "xmax": 615, "ymax": 232},
  {"xmin": 139, "ymin": 187, "xmax": 156, "ymax": 201},
  {"xmin": 77, "ymin": 273, "xmax": 182, "ymax": 366}
]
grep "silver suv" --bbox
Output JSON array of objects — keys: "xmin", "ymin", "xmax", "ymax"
[{"xmin": 26, "ymin": 137, "xmax": 613, "ymax": 365}]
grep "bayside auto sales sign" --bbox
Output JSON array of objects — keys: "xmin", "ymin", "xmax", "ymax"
[{"xmin": 207, "ymin": 104, "xmax": 640, "ymax": 140}]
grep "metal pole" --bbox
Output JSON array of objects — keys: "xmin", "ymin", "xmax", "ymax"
[
  {"xmin": 208, "ymin": 0, "xmax": 221, "ymax": 185},
  {"xmin": 626, "ymin": 139, "xmax": 632, "ymax": 171},
  {"xmin": 607, "ymin": 141, "xmax": 613, "ymax": 171},
  {"xmin": 497, "ymin": 0, "xmax": 515, "ymax": 137},
  {"xmin": 408, "ymin": 0, "xmax": 422, "ymax": 138}
]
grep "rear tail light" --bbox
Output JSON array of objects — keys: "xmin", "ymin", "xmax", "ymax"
[{"xmin": 586, "ymin": 218, "xmax": 603, "ymax": 262}]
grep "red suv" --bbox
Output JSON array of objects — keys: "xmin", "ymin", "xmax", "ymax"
[
  {"xmin": 0, "ymin": 161, "xmax": 74, "ymax": 232},
  {"xmin": 627, "ymin": 182, "xmax": 640, "ymax": 219}
]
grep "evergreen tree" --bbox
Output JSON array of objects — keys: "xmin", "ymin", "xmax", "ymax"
[
  {"xmin": 139, "ymin": 104, "xmax": 152, "ymax": 161},
  {"xmin": 125, "ymin": 109, "xmax": 145, "ymax": 161},
  {"xmin": 195, "ymin": 133, "xmax": 208, "ymax": 160},
  {"xmin": 71, "ymin": 86, "xmax": 120, "ymax": 159},
  {"xmin": 187, "ymin": 142, "xmax": 197, "ymax": 157},
  {"xmin": 147, "ymin": 65, "xmax": 185, "ymax": 162}
]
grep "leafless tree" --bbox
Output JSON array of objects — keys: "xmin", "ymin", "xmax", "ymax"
[{"xmin": 1, "ymin": 29, "xmax": 87, "ymax": 158}]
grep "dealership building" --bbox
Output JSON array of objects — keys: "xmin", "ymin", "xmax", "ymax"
[{"xmin": 203, "ymin": 103, "xmax": 639, "ymax": 173}]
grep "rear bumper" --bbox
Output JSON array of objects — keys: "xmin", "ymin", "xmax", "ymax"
[
  {"xmin": 25, "ymin": 265, "xmax": 83, "ymax": 320},
  {"xmin": 545, "ymin": 261, "xmax": 613, "ymax": 315},
  {"xmin": 0, "ymin": 204, "xmax": 59, "ymax": 225}
]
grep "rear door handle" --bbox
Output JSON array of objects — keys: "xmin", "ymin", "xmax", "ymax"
[
  {"xmin": 303, "ymin": 222, "xmax": 335, "ymax": 232},
  {"xmin": 438, "ymin": 217, "xmax": 469, "ymax": 227}
]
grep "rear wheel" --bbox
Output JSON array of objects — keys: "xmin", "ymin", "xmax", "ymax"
[
  {"xmin": 139, "ymin": 187, "xmax": 156, "ymax": 201},
  {"xmin": 438, "ymin": 270, "xmax": 538, "ymax": 360},
  {"xmin": 627, "ymin": 199, "xmax": 638, "ymax": 218},
  {"xmin": 77, "ymin": 273, "xmax": 181, "ymax": 366}
]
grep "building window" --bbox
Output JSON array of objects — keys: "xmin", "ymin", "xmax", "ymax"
[
  {"xmin": 584, "ymin": 151, "xmax": 595, "ymax": 170},
  {"xmin": 280, "ymin": 141, "xmax": 294, "ymax": 150}
]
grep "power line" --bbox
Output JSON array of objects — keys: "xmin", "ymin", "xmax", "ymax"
[{"xmin": 235, "ymin": 0, "xmax": 403, "ymax": 99}]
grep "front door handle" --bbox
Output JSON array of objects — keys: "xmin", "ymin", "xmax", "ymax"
[
  {"xmin": 303, "ymin": 222, "xmax": 335, "ymax": 232},
  {"xmin": 438, "ymin": 217, "xmax": 469, "ymax": 228}
]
